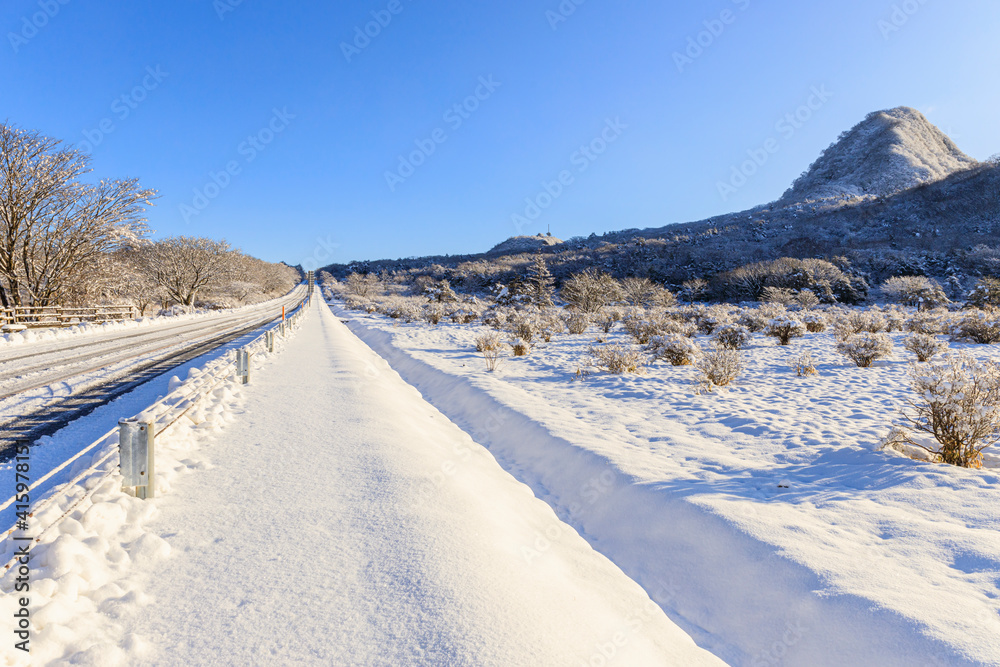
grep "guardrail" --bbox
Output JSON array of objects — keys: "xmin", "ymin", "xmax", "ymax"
[
  {"xmin": 0, "ymin": 305, "xmax": 136, "ymax": 329},
  {"xmin": 0, "ymin": 293, "xmax": 312, "ymax": 571}
]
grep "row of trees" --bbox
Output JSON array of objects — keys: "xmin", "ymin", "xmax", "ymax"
[
  {"xmin": 92, "ymin": 238, "xmax": 300, "ymax": 314},
  {"xmin": 0, "ymin": 122, "xmax": 298, "ymax": 313}
]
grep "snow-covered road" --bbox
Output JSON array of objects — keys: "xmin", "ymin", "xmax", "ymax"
[
  {"xmin": 0, "ymin": 286, "xmax": 306, "ymax": 406},
  {"xmin": 118, "ymin": 300, "xmax": 720, "ymax": 665},
  {"xmin": 0, "ymin": 287, "xmax": 307, "ymax": 458}
]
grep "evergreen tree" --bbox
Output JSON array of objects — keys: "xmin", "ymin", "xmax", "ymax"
[{"xmin": 526, "ymin": 253, "xmax": 555, "ymax": 306}]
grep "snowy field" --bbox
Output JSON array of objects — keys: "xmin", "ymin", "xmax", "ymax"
[
  {"xmin": 0, "ymin": 302, "xmax": 724, "ymax": 666},
  {"xmin": 334, "ymin": 301, "xmax": 1000, "ymax": 666}
]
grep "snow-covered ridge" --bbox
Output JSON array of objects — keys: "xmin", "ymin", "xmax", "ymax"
[{"xmin": 779, "ymin": 106, "xmax": 978, "ymax": 204}]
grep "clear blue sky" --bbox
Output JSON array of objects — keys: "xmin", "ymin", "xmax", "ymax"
[{"xmin": 2, "ymin": 1, "xmax": 997, "ymax": 267}]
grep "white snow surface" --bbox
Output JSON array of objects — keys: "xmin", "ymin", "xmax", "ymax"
[
  {"xmin": 2, "ymin": 300, "xmax": 721, "ymax": 666},
  {"xmin": 335, "ymin": 303, "xmax": 1000, "ymax": 667}
]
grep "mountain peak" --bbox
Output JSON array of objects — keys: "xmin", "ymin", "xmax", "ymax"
[{"xmin": 778, "ymin": 106, "xmax": 977, "ymax": 205}]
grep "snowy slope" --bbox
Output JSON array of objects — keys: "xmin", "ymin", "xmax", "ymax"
[
  {"xmin": 779, "ymin": 106, "xmax": 977, "ymax": 204},
  {"xmin": 335, "ymin": 304, "xmax": 1000, "ymax": 667}
]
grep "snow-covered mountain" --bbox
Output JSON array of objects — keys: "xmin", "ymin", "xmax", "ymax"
[
  {"xmin": 324, "ymin": 106, "xmax": 998, "ymax": 285},
  {"xmin": 778, "ymin": 106, "xmax": 978, "ymax": 204}
]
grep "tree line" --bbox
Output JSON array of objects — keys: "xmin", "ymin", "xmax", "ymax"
[{"xmin": 0, "ymin": 122, "xmax": 299, "ymax": 313}]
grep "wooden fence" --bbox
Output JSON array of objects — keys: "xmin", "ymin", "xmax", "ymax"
[{"xmin": 0, "ymin": 305, "xmax": 136, "ymax": 329}]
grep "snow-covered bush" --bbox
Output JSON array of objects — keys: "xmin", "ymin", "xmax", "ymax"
[
  {"xmin": 967, "ymin": 277, "xmax": 1000, "ymax": 309},
  {"xmin": 836, "ymin": 333, "xmax": 893, "ymax": 367},
  {"xmin": 712, "ymin": 323, "xmax": 752, "ymax": 350},
  {"xmin": 508, "ymin": 337, "xmax": 531, "ymax": 357},
  {"xmin": 951, "ymin": 310, "xmax": 1000, "ymax": 344},
  {"xmin": 905, "ymin": 312, "xmax": 944, "ymax": 335},
  {"xmin": 897, "ymin": 354, "xmax": 1000, "ymax": 467},
  {"xmin": 765, "ymin": 317, "xmax": 806, "ymax": 345},
  {"xmin": 737, "ymin": 308, "xmax": 769, "ymax": 332},
  {"xmin": 647, "ymin": 334, "xmax": 699, "ymax": 366},
  {"xmin": 508, "ymin": 311, "xmax": 538, "ymax": 343},
  {"xmin": 475, "ymin": 330, "xmax": 503, "ymax": 353},
  {"xmin": 903, "ymin": 333, "xmax": 947, "ymax": 362},
  {"xmin": 663, "ymin": 318, "xmax": 699, "ymax": 338},
  {"xmin": 760, "ymin": 286, "xmax": 797, "ymax": 306},
  {"xmin": 563, "ymin": 311, "xmax": 590, "ymax": 335},
  {"xmin": 448, "ymin": 307, "xmax": 480, "ymax": 324},
  {"xmin": 598, "ymin": 307, "xmax": 624, "ymax": 334},
  {"xmin": 381, "ymin": 297, "xmax": 422, "ymax": 322},
  {"xmin": 801, "ymin": 312, "xmax": 828, "ymax": 333},
  {"xmin": 620, "ymin": 277, "xmax": 677, "ymax": 308},
  {"xmin": 475, "ymin": 331, "xmax": 504, "ymax": 371},
  {"xmin": 696, "ymin": 348, "xmax": 743, "ymax": 390},
  {"xmin": 588, "ymin": 343, "xmax": 647, "ymax": 374},
  {"xmin": 834, "ymin": 310, "xmax": 887, "ymax": 339},
  {"xmin": 422, "ymin": 303, "xmax": 444, "ymax": 325},
  {"xmin": 346, "ymin": 272, "xmax": 382, "ymax": 298},
  {"xmin": 882, "ymin": 306, "xmax": 907, "ymax": 332},
  {"xmin": 621, "ymin": 310, "xmax": 674, "ymax": 344},
  {"xmin": 481, "ymin": 307, "xmax": 509, "ymax": 331},
  {"xmin": 695, "ymin": 307, "xmax": 732, "ymax": 335},
  {"xmin": 796, "ymin": 289, "xmax": 820, "ymax": 310},
  {"xmin": 537, "ymin": 310, "xmax": 565, "ymax": 342},
  {"xmin": 881, "ymin": 275, "xmax": 948, "ymax": 310},
  {"xmin": 561, "ymin": 270, "xmax": 622, "ymax": 312},
  {"xmin": 343, "ymin": 295, "xmax": 371, "ymax": 311},
  {"xmin": 424, "ymin": 279, "xmax": 459, "ymax": 303},
  {"xmin": 791, "ymin": 350, "xmax": 818, "ymax": 376}
]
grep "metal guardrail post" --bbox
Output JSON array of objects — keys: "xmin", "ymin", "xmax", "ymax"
[
  {"xmin": 119, "ymin": 418, "xmax": 155, "ymax": 499},
  {"xmin": 236, "ymin": 347, "xmax": 250, "ymax": 384},
  {"xmin": 266, "ymin": 330, "xmax": 274, "ymax": 353}
]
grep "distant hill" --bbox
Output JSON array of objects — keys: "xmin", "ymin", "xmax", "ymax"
[
  {"xmin": 778, "ymin": 106, "xmax": 978, "ymax": 204},
  {"xmin": 323, "ymin": 107, "xmax": 999, "ymax": 290},
  {"xmin": 487, "ymin": 234, "xmax": 564, "ymax": 255}
]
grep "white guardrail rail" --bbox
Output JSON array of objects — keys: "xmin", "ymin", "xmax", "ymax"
[{"xmin": 0, "ymin": 294, "xmax": 312, "ymax": 571}]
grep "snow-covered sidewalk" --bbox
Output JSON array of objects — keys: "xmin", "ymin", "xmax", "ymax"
[{"xmin": 120, "ymin": 301, "xmax": 721, "ymax": 665}]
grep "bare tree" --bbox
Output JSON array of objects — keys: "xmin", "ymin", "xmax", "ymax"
[
  {"xmin": 0, "ymin": 122, "xmax": 154, "ymax": 307},
  {"xmin": 561, "ymin": 270, "xmax": 622, "ymax": 312},
  {"xmin": 140, "ymin": 237, "xmax": 238, "ymax": 306}
]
